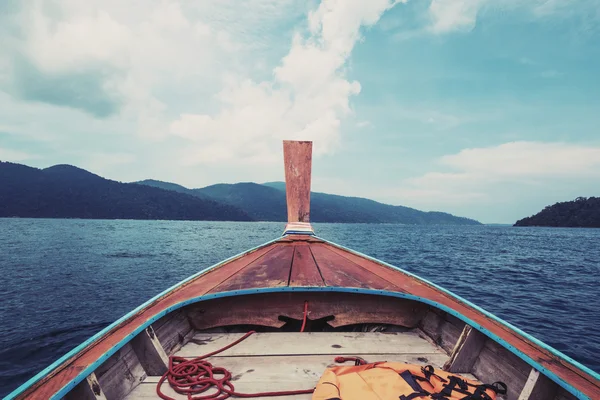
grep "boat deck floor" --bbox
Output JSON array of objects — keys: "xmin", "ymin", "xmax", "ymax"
[{"xmin": 125, "ymin": 331, "xmax": 477, "ymax": 399}]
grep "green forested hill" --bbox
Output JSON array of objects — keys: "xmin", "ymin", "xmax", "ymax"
[
  {"xmin": 0, "ymin": 162, "xmax": 251, "ymax": 221},
  {"xmin": 514, "ymin": 197, "xmax": 600, "ymax": 227}
]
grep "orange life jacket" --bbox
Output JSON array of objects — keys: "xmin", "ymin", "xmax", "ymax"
[{"xmin": 312, "ymin": 359, "xmax": 506, "ymax": 400}]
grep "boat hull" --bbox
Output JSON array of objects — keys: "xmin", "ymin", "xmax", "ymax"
[{"xmin": 7, "ymin": 235, "xmax": 600, "ymax": 400}]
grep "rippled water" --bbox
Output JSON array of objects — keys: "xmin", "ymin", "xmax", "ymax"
[{"xmin": 0, "ymin": 219, "xmax": 599, "ymax": 397}]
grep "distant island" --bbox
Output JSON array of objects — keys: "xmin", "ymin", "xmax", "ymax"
[
  {"xmin": 514, "ymin": 197, "xmax": 600, "ymax": 228},
  {"xmin": 0, "ymin": 161, "xmax": 481, "ymax": 225}
]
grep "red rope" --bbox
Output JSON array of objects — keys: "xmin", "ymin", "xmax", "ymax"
[
  {"xmin": 334, "ymin": 356, "xmax": 367, "ymax": 365},
  {"xmin": 157, "ymin": 330, "xmax": 315, "ymax": 400},
  {"xmin": 300, "ymin": 301, "xmax": 309, "ymax": 333}
]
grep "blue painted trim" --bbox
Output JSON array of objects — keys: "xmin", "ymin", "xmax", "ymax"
[
  {"xmin": 7, "ymin": 237, "xmax": 597, "ymax": 400},
  {"xmin": 4, "ymin": 237, "xmax": 282, "ymax": 400}
]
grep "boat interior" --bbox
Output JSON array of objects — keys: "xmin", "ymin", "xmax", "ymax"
[{"xmin": 62, "ymin": 289, "xmax": 577, "ymax": 400}]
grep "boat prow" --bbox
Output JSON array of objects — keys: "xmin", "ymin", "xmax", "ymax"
[{"xmin": 7, "ymin": 141, "xmax": 599, "ymax": 400}]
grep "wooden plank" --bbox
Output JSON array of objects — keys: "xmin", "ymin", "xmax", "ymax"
[
  {"xmin": 289, "ymin": 244, "xmax": 325, "ymax": 286},
  {"xmin": 420, "ymin": 309, "xmax": 466, "ymax": 354},
  {"xmin": 186, "ymin": 292, "xmax": 427, "ymax": 330},
  {"xmin": 153, "ymin": 309, "xmax": 193, "ymax": 355},
  {"xmin": 210, "ymin": 244, "xmax": 294, "ymax": 292},
  {"xmin": 125, "ymin": 353, "xmax": 451, "ymax": 400},
  {"xmin": 320, "ymin": 242, "xmax": 417, "ymax": 289},
  {"xmin": 283, "ymin": 140, "xmax": 312, "ymax": 223},
  {"xmin": 95, "ymin": 343, "xmax": 146, "ymax": 400},
  {"xmin": 472, "ymin": 338, "xmax": 530, "ymax": 400},
  {"xmin": 310, "ymin": 243, "xmax": 398, "ymax": 289},
  {"xmin": 177, "ymin": 332, "xmax": 446, "ymax": 357},
  {"xmin": 128, "ymin": 383, "xmax": 313, "ymax": 400},
  {"xmin": 554, "ymin": 387, "xmax": 578, "ymax": 400},
  {"xmin": 131, "ymin": 325, "xmax": 169, "ymax": 376},
  {"xmin": 444, "ymin": 325, "xmax": 487, "ymax": 373},
  {"xmin": 64, "ymin": 372, "xmax": 107, "ymax": 400},
  {"xmin": 518, "ymin": 368, "xmax": 558, "ymax": 400}
]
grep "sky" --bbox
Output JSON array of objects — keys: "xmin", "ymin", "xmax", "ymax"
[{"xmin": 1, "ymin": 0, "xmax": 599, "ymax": 224}]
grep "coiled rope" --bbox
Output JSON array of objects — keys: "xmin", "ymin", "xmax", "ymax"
[{"xmin": 157, "ymin": 302, "xmax": 314, "ymax": 400}]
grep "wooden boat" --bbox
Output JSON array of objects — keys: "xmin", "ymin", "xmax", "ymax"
[{"xmin": 7, "ymin": 141, "xmax": 599, "ymax": 400}]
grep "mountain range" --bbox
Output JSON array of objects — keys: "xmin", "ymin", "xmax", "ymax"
[
  {"xmin": 0, "ymin": 161, "xmax": 480, "ymax": 225},
  {"xmin": 0, "ymin": 162, "xmax": 250, "ymax": 221}
]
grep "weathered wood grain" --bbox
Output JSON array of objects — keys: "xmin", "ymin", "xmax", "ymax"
[
  {"xmin": 289, "ymin": 244, "xmax": 325, "ymax": 286},
  {"xmin": 472, "ymin": 338, "xmax": 530, "ymax": 400},
  {"xmin": 125, "ymin": 352, "xmax": 483, "ymax": 400},
  {"xmin": 310, "ymin": 243, "xmax": 399, "ymax": 289},
  {"xmin": 177, "ymin": 332, "xmax": 445, "ymax": 357},
  {"xmin": 444, "ymin": 324, "xmax": 487, "ymax": 373},
  {"xmin": 153, "ymin": 310, "xmax": 193, "ymax": 355},
  {"xmin": 95, "ymin": 343, "xmax": 146, "ymax": 400},
  {"xmin": 283, "ymin": 140, "xmax": 312, "ymax": 223},
  {"xmin": 420, "ymin": 309, "xmax": 466, "ymax": 354},
  {"xmin": 554, "ymin": 387, "xmax": 578, "ymax": 400},
  {"xmin": 130, "ymin": 326, "xmax": 169, "ymax": 376},
  {"xmin": 518, "ymin": 368, "xmax": 558, "ymax": 400},
  {"xmin": 210, "ymin": 244, "xmax": 294, "ymax": 292},
  {"xmin": 64, "ymin": 372, "xmax": 107, "ymax": 400},
  {"xmin": 185, "ymin": 292, "xmax": 426, "ymax": 330},
  {"xmin": 127, "ymin": 382, "xmax": 314, "ymax": 400},
  {"xmin": 125, "ymin": 354, "xmax": 446, "ymax": 400}
]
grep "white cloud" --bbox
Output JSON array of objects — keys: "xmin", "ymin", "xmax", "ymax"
[
  {"xmin": 0, "ymin": 147, "xmax": 37, "ymax": 162},
  {"xmin": 169, "ymin": 0, "xmax": 400, "ymax": 165},
  {"xmin": 372, "ymin": 141, "xmax": 600, "ymax": 222},
  {"xmin": 1, "ymin": 0, "xmax": 399, "ymax": 169},
  {"xmin": 438, "ymin": 142, "xmax": 600, "ymax": 178},
  {"xmin": 426, "ymin": 0, "xmax": 600, "ymax": 34},
  {"xmin": 0, "ymin": 0, "xmax": 305, "ymax": 139},
  {"xmin": 428, "ymin": 0, "xmax": 483, "ymax": 33},
  {"xmin": 532, "ymin": 0, "xmax": 579, "ymax": 17},
  {"xmin": 394, "ymin": 142, "xmax": 600, "ymax": 204}
]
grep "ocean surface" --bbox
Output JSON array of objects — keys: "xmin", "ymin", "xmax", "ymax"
[{"xmin": 0, "ymin": 219, "xmax": 599, "ymax": 397}]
